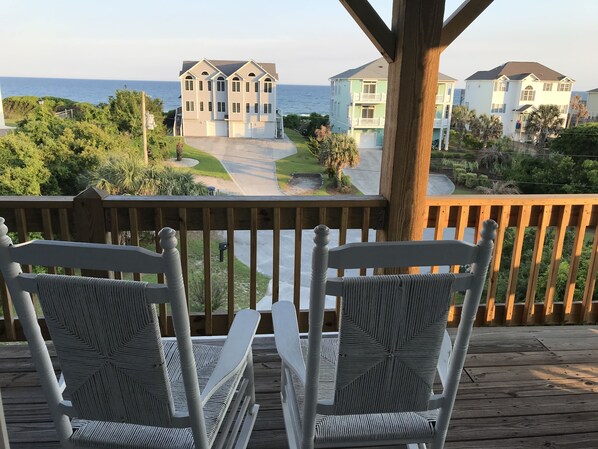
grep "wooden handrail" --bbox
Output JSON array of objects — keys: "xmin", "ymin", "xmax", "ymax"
[{"xmin": 0, "ymin": 192, "xmax": 597, "ymax": 340}]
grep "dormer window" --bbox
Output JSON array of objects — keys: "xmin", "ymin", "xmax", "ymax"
[
  {"xmin": 557, "ymin": 82, "xmax": 571, "ymax": 92},
  {"xmin": 248, "ymin": 72, "xmax": 256, "ymax": 77},
  {"xmin": 184, "ymin": 75, "xmax": 194, "ymax": 91},
  {"xmin": 201, "ymin": 71, "xmax": 209, "ymax": 75},
  {"xmin": 232, "ymin": 76, "xmax": 241, "ymax": 92},
  {"xmin": 520, "ymin": 85, "xmax": 535, "ymax": 102},
  {"xmin": 217, "ymin": 76, "xmax": 226, "ymax": 92},
  {"xmin": 493, "ymin": 81, "xmax": 509, "ymax": 92},
  {"xmin": 264, "ymin": 78, "xmax": 273, "ymax": 93}
]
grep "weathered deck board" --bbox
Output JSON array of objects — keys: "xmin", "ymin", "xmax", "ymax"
[{"xmin": 2, "ymin": 326, "xmax": 598, "ymax": 448}]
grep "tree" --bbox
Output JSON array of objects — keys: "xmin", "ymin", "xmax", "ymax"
[
  {"xmin": 0, "ymin": 133, "xmax": 50, "ymax": 195},
  {"xmin": 525, "ymin": 105, "xmax": 563, "ymax": 148},
  {"xmin": 551, "ymin": 123, "xmax": 598, "ymax": 158},
  {"xmin": 567, "ymin": 95, "xmax": 590, "ymax": 128},
  {"xmin": 470, "ymin": 114, "xmax": 503, "ymax": 148},
  {"xmin": 450, "ymin": 106, "xmax": 476, "ymax": 147},
  {"xmin": 475, "ymin": 180, "xmax": 520, "ymax": 194},
  {"xmin": 477, "ymin": 137, "xmax": 513, "ymax": 173},
  {"xmin": 319, "ymin": 134, "xmax": 360, "ymax": 188}
]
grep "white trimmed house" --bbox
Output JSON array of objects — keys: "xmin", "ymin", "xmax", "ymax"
[
  {"xmin": 587, "ymin": 88, "xmax": 598, "ymax": 121},
  {"xmin": 329, "ymin": 57, "xmax": 456, "ymax": 150},
  {"xmin": 464, "ymin": 62, "xmax": 574, "ymax": 140},
  {"xmin": 178, "ymin": 59, "xmax": 281, "ymax": 138}
]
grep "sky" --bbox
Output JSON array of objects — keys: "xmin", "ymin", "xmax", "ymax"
[{"xmin": 1, "ymin": 0, "xmax": 597, "ymax": 90}]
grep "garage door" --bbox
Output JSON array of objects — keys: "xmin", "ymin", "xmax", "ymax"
[
  {"xmin": 358, "ymin": 131, "xmax": 377, "ymax": 148},
  {"xmin": 215, "ymin": 121, "xmax": 228, "ymax": 137},
  {"xmin": 230, "ymin": 122, "xmax": 248, "ymax": 137}
]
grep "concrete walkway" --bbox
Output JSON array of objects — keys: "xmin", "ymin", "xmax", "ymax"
[
  {"xmin": 344, "ymin": 147, "xmax": 455, "ymax": 195},
  {"xmin": 185, "ymin": 137, "xmax": 296, "ymax": 196}
]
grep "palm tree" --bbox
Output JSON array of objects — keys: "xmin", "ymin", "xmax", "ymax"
[
  {"xmin": 475, "ymin": 180, "xmax": 521, "ymax": 194},
  {"xmin": 470, "ymin": 114, "xmax": 503, "ymax": 148},
  {"xmin": 525, "ymin": 105, "xmax": 563, "ymax": 148},
  {"xmin": 320, "ymin": 133, "xmax": 360, "ymax": 188},
  {"xmin": 450, "ymin": 106, "xmax": 475, "ymax": 147},
  {"xmin": 566, "ymin": 95, "xmax": 589, "ymax": 128}
]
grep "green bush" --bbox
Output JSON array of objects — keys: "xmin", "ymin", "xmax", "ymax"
[
  {"xmin": 464, "ymin": 172, "xmax": 478, "ymax": 188},
  {"xmin": 188, "ymin": 271, "xmax": 227, "ymax": 312},
  {"xmin": 478, "ymin": 174, "xmax": 490, "ymax": 187},
  {"xmin": 463, "ymin": 133, "xmax": 483, "ymax": 150}
]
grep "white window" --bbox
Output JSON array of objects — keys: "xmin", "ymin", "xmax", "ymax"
[
  {"xmin": 361, "ymin": 106, "xmax": 374, "ymax": 119},
  {"xmin": 543, "ymin": 83, "xmax": 553, "ymax": 91},
  {"xmin": 199, "ymin": 80, "xmax": 203, "ymax": 91},
  {"xmin": 493, "ymin": 81, "xmax": 509, "ymax": 92},
  {"xmin": 268, "ymin": 103, "xmax": 272, "ymax": 113},
  {"xmin": 255, "ymin": 82, "xmax": 259, "ymax": 93},
  {"xmin": 184, "ymin": 76, "xmax": 194, "ymax": 91},
  {"xmin": 246, "ymin": 82, "xmax": 250, "ymax": 92},
  {"xmin": 200, "ymin": 101, "xmax": 204, "ymax": 112},
  {"xmin": 185, "ymin": 101, "xmax": 194, "ymax": 112},
  {"xmin": 201, "ymin": 71, "xmax": 209, "ymax": 75},
  {"xmin": 246, "ymin": 103, "xmax": 250, "ymax": 113},
  {"xmin": 491, "ymin": 104, "xmax": 506, "ymax": 113},
  {"xmin": 208, "ymin": 102, "xmax": 212, "ymax": 112},
  {"xmin": 263, "ymin": 103, "xmax": 267, "ymax": 114},
  {"xmin": 208, "ymin": 81, "xmax": 212, "ymax": 91},
  {"xmin": 217, "ymin": 102, "xmax": 226, "ymax": 112},
  {"xmin": 232, "ymin": 102, "xmax": 241, "ymax": 113},
  {"xmin": 521, "ymin": 86, "xmax": 535, "ymax": 102},
  {"xmin": 557, "ymin": 82, "xmax": 571, "ymax": 91},
  {"xmin": 264, "ymin": 78, "xmax": 273, "ymax": 93},
  {"xmin": 254, "ymin": 103, "xmax": 258, "ymax": 113},
  {"xmin": 217, "ymin": 77, "xmax": 225, "ymax": 92},
  {"xmin": 363, "ymin": 81, "xmax": 376, "ymax": 94},
  {"xmin": 232, "ymin": 77, "xmax": 241, "ymax": 92}
]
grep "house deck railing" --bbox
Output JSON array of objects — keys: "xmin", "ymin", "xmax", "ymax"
[{"xmin": 0, "ymin": 191, "xmax": 596, "ymax": 340}]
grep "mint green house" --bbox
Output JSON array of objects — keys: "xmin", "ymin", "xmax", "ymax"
[{"xmin": 330, "ymin": 58, "xmax": 456, "ymax": 149}]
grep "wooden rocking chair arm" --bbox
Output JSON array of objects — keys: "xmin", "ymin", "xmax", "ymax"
[
  {"xmin": 201, "ymin": 309, "xmax": 260, "ymax": 405},
  {"xmin": 272, "ymin": 301, "xmax": 306, "ymax": 385}
]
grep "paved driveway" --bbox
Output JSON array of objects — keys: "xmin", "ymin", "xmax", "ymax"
[
  {"xmin": 344, "ymin": 148, "xmax": 455, "ymax": 195},
  {"xmin": 185, "ymin": 137, "xmax": 296, "ymax": 196}
]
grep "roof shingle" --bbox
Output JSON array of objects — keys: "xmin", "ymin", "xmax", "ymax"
[
  {"xmin": 465, "ymin": 62, "xmax": 569, "ymax": 81},
  {"xmin": 330, "ymin": 57, "xmax": 456, "ymax": 82},
  {"xmin": 180, "ymin": 60, "xmax": 278, "ymax": 80}
]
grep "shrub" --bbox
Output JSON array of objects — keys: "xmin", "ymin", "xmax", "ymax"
[
  {"xmin": 477, "ymin": 174, "xmax": 490, "ymax": 187},
  {"xmin": 464, "ymin": 173, "xmax": 478, "ymax": 188},
  {"xmin": 188, "ymin": 272, "xmax": 227, "ymax": 312}
]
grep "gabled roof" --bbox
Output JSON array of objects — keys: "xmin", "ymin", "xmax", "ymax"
[
  {"xmin": 330, "ymin": 57, "xmax": 456, "ymax": 82},
  {"xmin": 515, "ymin": 104, "xmax": 535, "ymax": 113},
  {"xmin": 180, "ymin": 59, "xmax": 278, "ymax": 80},
  {"xmin": 466, "ymin": 62, "xmax": 570, "ymax": 82}
]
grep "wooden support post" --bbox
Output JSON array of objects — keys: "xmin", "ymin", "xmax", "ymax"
[
  {"xmin": 378, "ymin": 0, "xmax": 446, "ymax": 247},
  {"xmin": 73, "ymin": 187, "xmax": 109, "ymax": 277}
]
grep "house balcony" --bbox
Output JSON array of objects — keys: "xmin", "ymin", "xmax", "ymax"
[
  {"xmin": 434, "ymin": 117, "xmax": 450, "ymax": 128},
  {"xmin": 436, "ymin": 94, "xmax": 451, "ymax": 103},
  {"xmin": 0, "ymin": 192, "xmax": 597, "ymax": 447},
  {"xmin": 351, "ymin": 92, "xmax": 387, "ymax": 103},
  {"xmin": 350, "ymin": 117, "xmax": 385, "ymax": 127}
]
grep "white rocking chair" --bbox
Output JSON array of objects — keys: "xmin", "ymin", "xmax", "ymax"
[
  {"xmin": 0, "ymin": 217, "xmax": 260, "ymax": 449},
  {"xmin": 273, "ymin": 220, "xmax": 496, "ymax": 449}
]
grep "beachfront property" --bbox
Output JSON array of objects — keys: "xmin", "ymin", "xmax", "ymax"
[
  {"xmin": 464, "ymin": 61, "xmax": 574, "ymax": 140},
  {"xmin": 329, "ymin": 57, "xmax": 456, "ymax": 150},
  {"xmin": 587, "ymin": 88, "xmax": 598, "ymax": 120},
  {"xmin": 177, "ymin": 59, "xmax": 282, "ymax": 138}
]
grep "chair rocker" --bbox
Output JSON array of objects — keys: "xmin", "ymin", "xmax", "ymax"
[
  {"xmin": 273, "ymin": 220, "xmax": 496, "ymax": 449},
  {"xmin": 0, "ymin": 217, "xmax": 260, "ymax": 449}
]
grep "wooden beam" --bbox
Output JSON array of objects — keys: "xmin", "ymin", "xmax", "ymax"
[
  {"xmin": 440, "ymin": 0, "xmax": 494, "ymax": 50},
  {"xmin": 378, "ymin": 0, "xmax": 446, "ymax": 249},
  {"xmin": 340, "ymin": 0, "xmax": 396, "ymax": 62}
]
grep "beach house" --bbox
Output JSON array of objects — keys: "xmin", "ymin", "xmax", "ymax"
[
  {"xmin": 329, "ymin": 57, "xmax": 456, "ymax": 150},
  {"xmin": 464, "ymin": 61, "xmax": 574, "ymax": 139},
  {"xmin": 587, "ymin": 88, "xmax": 598, "ymax": 120},
  {"xmin": 178, "ymin": 59, "xmax": 281, "ymax": 138}
]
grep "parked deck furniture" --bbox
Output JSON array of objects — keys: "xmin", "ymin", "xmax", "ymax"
[
  {"xmin": 0, "ymin": 218, "xmax": 261, "ymax": 449},
  {"xmin": 273, "ymin": 221, "xmax": 496, "ymax": 449}
]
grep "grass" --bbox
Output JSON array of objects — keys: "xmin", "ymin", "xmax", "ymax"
[
  {"xmin": 278, "ymin": 129, "xmax": 343, "ymax": 195},
  {"xmin": 166, "ymin": 137, "xmax": 232, "ymax": 181},
  {"xmin": 452, "ymin": 185, "xmax": 479, "ymax": 195},
  {"xmin": 4, "ymin": 119, "xmax": 19, "ymax": 127}
]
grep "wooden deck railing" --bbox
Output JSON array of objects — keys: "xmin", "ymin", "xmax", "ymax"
[{"xmin": 0, "ymin": 189, "xmax": 596, "ymax": 341}]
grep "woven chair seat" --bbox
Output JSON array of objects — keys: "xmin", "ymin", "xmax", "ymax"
[
  {"xmin": 70, "ymin": 341, "xmax": 242, "ymax": 449},
  {"xmin": 292, "ymin": 339, "xmax": 437, "ymax": 445}
]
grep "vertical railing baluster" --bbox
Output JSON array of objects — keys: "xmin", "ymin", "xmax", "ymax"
[
  {"xmin": 337, "ymin": 208, "xmax": 349, "ymax": 318},
  {"xmin": 249, "ymin": 208, "xmax": 258, "ymax": 311},
  {"xmin": 360, "ymin": 207, "xmax": 370, "ymax": 276},
  {"xmin": 178, "ymin": 208, "xmax": 189, "ymax": 313},
  {"xmin": 272, "ymin": 208, "xmax": 281, "ymax": 304},
  {"xmin": 128, "ymin": 208, "xmax": 141, "ymax": 282},
  {"xmin": 202, "ymin": 208, "xmax": 212, "ymax": 335},
  {"xmin": 293, "ymin": 208, "xmax": 303, "ymax": 316},
  {"xmin": 430, "ymin": 205, "xmax": 448, "ymax": 274},
  {"xmin": 563, "ymin": 205, "xmax": 591, "ymax": 323},
  {"xmin": 110, "ymin": 208, "xmax": 122, "ymax": 280},
  {"xmin": 474, "ymin": 205, "xmax": 491, "ymax": 244},
  {"xmin": 582, "ymin": 221, "xmax": 598, "ymax": 323},
  {"xmin": 41, "ymin": 209, "xmax": 56, "ymax": 275},
  {"xmin": 58, "ymin": 209, "xmax": 74, "ymax": 275},
  {"xmin": 505, "ymin": 205, "xmax": 531, "ymax": 325},
  {"xmin": 226, "ymin": 208, "xmax": 235, "ymax": 329},
  {"xmin": 449, "ymin": 205, "xmax": 468, "ymax": 325},
  {"xmin": 524, "ymin": 206, "xmax": 551, "ymax": 324},
  {"xmin": 543, "ymin": 205, "xmax": 572, "ymax": 323},
  {"xmin": 484, "ymin": 205, "xmax": 510, "ymax": 325}
]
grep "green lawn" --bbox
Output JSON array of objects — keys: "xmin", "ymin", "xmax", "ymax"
[
  {"xmin": 166, "ymin": 137, "xmax": 231, "ymax": 181},
  {"xmin": 452, "ymin": 186, "xmax": 479, "ymax": 195},
  {"xmin": 277, "ymin": 129, "xmax": 331, "ymax": 195}
]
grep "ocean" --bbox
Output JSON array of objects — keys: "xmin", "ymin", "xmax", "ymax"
[{"xmin": 0, "ymin": 77, "xmax": 330, "ymax": 115}]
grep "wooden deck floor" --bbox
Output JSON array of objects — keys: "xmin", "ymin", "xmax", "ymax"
[{"xmin": 3, "ymin": 326, "xmax": 598, "ymax": 448}]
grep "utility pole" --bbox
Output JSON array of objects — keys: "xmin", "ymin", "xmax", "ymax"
[{"xmin": 141, "ymin": 91, "xmax": 148, "ymax": 165}]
